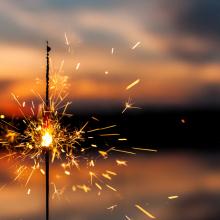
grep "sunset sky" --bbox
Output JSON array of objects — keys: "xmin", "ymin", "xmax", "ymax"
[{"xmin": 0, "ymin": 0, "xmax": 220, "ymax": 115}]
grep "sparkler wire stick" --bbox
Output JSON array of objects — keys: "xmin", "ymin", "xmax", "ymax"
[{"xmin": 45, "ymin": 41, "xmax": 51, "ymax": 220}]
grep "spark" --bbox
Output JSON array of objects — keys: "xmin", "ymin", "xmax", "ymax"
[
  {"xmin": 64, "ymin": 170, "xmax": 71, "ymax": 176},
  {"xmin": 76, "ymin": 62, "xmax": 80, "ymax": 70},
  {"xmin": 0, "ymin": 115, "xmax": 5, "ymax": 119},
  {"xmin": 122, "ymin": 97, "xmax": 141, "ymax": 113},
  {"xmin": 31, "ymin": 101, "xmax": 35, "ymax": 109},
  {"xmin": 14, "ymin": 166, "xmax": 27, "ymax": 181},
  {"xmin": 118, "ymin": 138, "xmax": 127, "ymax": 141},
  {"xmin": 27, "ymin": 188, "xmax": 31, "ymax": 195},
  {"xmin": 116, "ymin": 160, "xmax": 128, "ymax": 166},
  {"xmin": 132, "ymin": 41, "xmax": 141, "ymax": 50},
  {"xmin": 89, "ymin": 171, "xmax": 97, "ymax": 184},
  {"xmin": 126, "ymin": 79, "xmax": 140, "ymax": 90},
  {"xmin": 89, "ymin": 160, "xmax": 95, "ymax": 167},
  {"xmin": 6, "ymin": 131, "xmax": 18, "ymax": 143},
  {"xmin": 99, "ymin": 151, "xmax": 108, "ymax": 158},
  {"xmin": 168, "ymin": 195, "xmax": 179, "ymax": 200},
  {"xmin": 0, "ymin": 152, "xmax": 17, "ymax": 160},
  {"xmin": 77, "ymin": 184, "xmax": 91, "ymax": 193},
  {"xmin": 52, "ymin": 183, "xmax": 65, "ymax": 200},
  {"xmin": 0, "ymin": 184, "xmax": 6, "ymax": 192},
  {"xmin": 91, "ymin": 116, "xmax": 99, "ymax": 121},
  {"xmin": 40, "ymin": 169, "xmax": 45, "ymax": 175},
  {"xmin": 135, "ymin": 204, "xmax": 156, "ymax": 219},
  {"xmin": 102, "ymin": 173, "xmax": 112, "ymax": 180},
  {"xmin": 106, "ymin": 170, "xmax": 117, "ymax": 176},
  {"xmin": 113, "ymin": 148, "xmax": 136, "ymax": 155},
  {"xmin": 99, "ymin": 133, "xmax": 120, "ymax": 137},
  {"xmin": 64, "ymin": 32, "xmax": 69, "ymax": 46},
  {"xmin": 25, "ymin": 167, "xmax": 35, "ymax": 186},
  {"xmin": 132, "ymin": 147, "xmax": 158, "ymax": 152},
  {"xmin": 58, "ymin": 60, "xmax": 65, "ymax": 74},
  {"xmin": 72, "ymin": 185, "xmax": 76, "ymax": 192},
  {"xmin": 125, "ymin": 216, "xmax": 132, "ymax": 220},
  {"xmin": 95, "ymin": 182, "xmax": 102, "ymax": 190},
  {"xmin": 106, "ymin": 184, "xmax": 117, "ymax": 192},
  {"xmin": 11, "ymin": 93, "xmax": 21, "ymax": 107},
  {"xmin": 107, "ymin": 204, "xmax": 117, "ymax": 211},
  {"xmin": 111, "ymin": 48, "xmax": 114, "ymax": 54},
  {"xmin": 88, "ymin": 125, "xmax": 117, "ymax": 133},
  {"xmin": 105, "ymin": 71, "xmax": 109, "ymax": 75}
]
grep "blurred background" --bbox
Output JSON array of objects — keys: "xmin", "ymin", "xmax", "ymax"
[{"xmin": 0, "ymin": 0, "xmax": 220, "ymax": 219}]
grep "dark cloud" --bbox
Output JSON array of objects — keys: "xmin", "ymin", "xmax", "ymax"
[
  {"xmin": 156, "ymin": 0, "xmax": 220, "ymax": 63},
  {"xmin": 173, "ymin": 192, "xmax": 220, "ymax": 220},
  {"xmin": 173, "ymin": 0, "xmax": 220, "ymax": 41},
  {"xmin": 168, "ymin": 45, "xmax": 220, "ymax": 63},
  {"xmin": 188, "ymin": 83, "xmax": 220, "ymax": 108}
]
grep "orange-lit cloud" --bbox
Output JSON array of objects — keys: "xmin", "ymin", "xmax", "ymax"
[{"xmin": 0, "ymin": 0, "xmax": 220, "ymax": 115}]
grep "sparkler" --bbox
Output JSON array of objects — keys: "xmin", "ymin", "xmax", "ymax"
[
  {"xmin": 0, "ymin": 39, "xmax": 166, "ymax": 219},
  {"xmin": 45, "ymin": 41, "xmax": 51, "ymax": 220},
  {"xmin": 0, "ymin": 41, "xmax": 129, "ymax": 218}
]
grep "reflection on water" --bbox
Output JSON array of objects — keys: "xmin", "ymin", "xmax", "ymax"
[{"xmin": 0, "ymin": 152, "xmax": 220, "ymax": 220}]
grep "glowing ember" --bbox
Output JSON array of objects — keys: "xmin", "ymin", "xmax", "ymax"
[{"xmin": 0, "ymin": 115, "xmax": 5, "ymax": 119}]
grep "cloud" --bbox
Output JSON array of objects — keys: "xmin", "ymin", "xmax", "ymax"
[
  {"xmin": 0, "ymin": 0, "xmax": 220, "ymax": 111},
  {"xmin": 160, "ymin": 0, "xmax": 220, "ymax": 63},
  {"xmin": 171, "ymin": 0, "xmax": 220, "ymax": 41},
  {"xmin": 187, "ymin": 83, "xmax": 220, "ymax": 107}
]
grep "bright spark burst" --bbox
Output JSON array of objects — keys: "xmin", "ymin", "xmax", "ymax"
[
  {"xmin": 0, "ymin": 43, "xmax": 163, "ymax": 219},
  {"xmin": 0, "ymin": 67, "xmax": 131, "ymax": 205},
  {"xmin": 122, "ymin": 97, "xmax": 141, "ymax": 113},
  {"xmin": 41, "ymin": 131, "xmax": 53, "ymax": 147}
]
